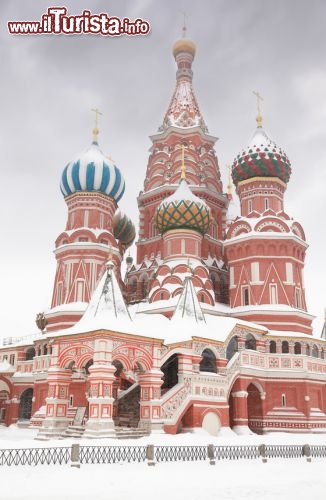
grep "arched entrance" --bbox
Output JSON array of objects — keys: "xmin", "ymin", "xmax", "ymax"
[
  {"xmin": 228, "ymin": 380, "xmax": 263, "ymax": 434},
  {"xmin": 247, "ymin": 383, "xmax": 263, "ymax": 434},
  {"xmin": 113, "ymin": 359, "xmax": 141, "ymax": 428},
  {"xmin": 161, "ymin": 354, "xmax": 178, "ymax": 393},
  {"xmin": 19, "ymin": 388, "xmax": 33, "ymax": 420}
]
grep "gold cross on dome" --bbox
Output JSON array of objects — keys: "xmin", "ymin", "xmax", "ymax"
[
  {"xmin": 227, "ymin": 164, "xmax": 233, "ymax": 196},
  {"xmin": 180, "ymin": 144, "xmax": 187, "ymax": 180},
  {"xmin": 91, "ymin": 107, "xmax": 103, "ymax": 128},
  {"xmin": 253, "ymin": 91, "xmax": 263, "ymax": 126},
  {"xmin": 182, "ymin": 12, "xmax": 187, "ymax": 38},
  {"xmin": 91, "ymin": 107, "xmax": 103, "ymax": 142}
]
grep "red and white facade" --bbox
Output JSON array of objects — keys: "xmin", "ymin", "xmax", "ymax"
[{"xmin": 0, "ymin": 34, "xmax": 325, "ymax": 438}]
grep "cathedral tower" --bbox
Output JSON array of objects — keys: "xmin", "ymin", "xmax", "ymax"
[
  {"xmin": 126, "ymin": 30, "xmax": 229, "ymax": 304},
  {"xmin": 47, "ymin": 115, "xmax": 134, "ymax": 331},
  {"xmin": 224, "ymin": 101, "xmax": 313, "ymax": 334}
]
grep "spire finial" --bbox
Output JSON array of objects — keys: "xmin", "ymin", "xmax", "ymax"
[
  {"xmin": 180, "ymin": 144, "xmax": 186, "ymax": 180},
  {"xmin": 253, "ymin": 90, "xmax": 263, "ymax": 127},
  {"xmin": 181, "ymin": 11, "xmax": 187, "ymax": 38},
  {"xmin": 227, "ymin": 164, "xmax": 233, "ymax": 200},
  {"xmin": 91, "ymin": 107, "xmax": 103, "ymax": 143}
]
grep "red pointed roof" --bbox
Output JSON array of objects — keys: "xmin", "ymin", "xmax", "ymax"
[{"xmin": 160, "ymin": 36, "xmax": 208, "ymax": 133}]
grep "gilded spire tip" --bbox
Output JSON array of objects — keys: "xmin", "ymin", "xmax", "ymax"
[
  {"xmin": 253, "ymin": 90, "xmax": 263, "ymax": 127},
  {"xmin": 91, "ymin": 107, "xmax": 103, "ymax": 143},
  {"xmin": 227, "ymin": 164, "xmax": 233, "ymax": 199},
  {"xmin": 180, "ymin": 144, "xmax": 186, "ymax": 180},
  {"xmin": 181, "ymin": 11, "xmax": 187, "ymax": 38}
]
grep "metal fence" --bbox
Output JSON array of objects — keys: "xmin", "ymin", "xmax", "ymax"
[
  {"xmin": 0, "ymin": 447, "xmax": 70, "ymax": 466},
  {"xmin": 0, "ymin": 443, "xmax": 326, "ymax": 467},
  {"xmin": 213, "ymin": 445, "xmax": 259, "ymax": 460},
  {"xmin": 80, "ymin": 445, "xmax": 147, "ymax": 464},
  {"xmin": 155, "ymin": 445, "xmax": 207, "ymax": 462}
]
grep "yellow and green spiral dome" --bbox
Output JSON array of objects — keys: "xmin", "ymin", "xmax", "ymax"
[{"xmin": 156, "ymin": 180, "xmax": 210, "ymax": 235}]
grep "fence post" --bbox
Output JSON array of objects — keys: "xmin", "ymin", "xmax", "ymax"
[
  {"xmin": 70, "ymin": 443, "xmax": 81, "ymax": 468},
  {"xmin": 146, "ymin": 444, "xmax": 155, "ymax": 466},
  {"xmin": 258, "ymin": 444, "xmax": 267, "ymax": 463},
  {"xmin": 302, "ymin": 444, "xmax": 311, "ymax": 462},
  {"xmin": 207, "ymin": 444, "xmax": 215, "ymax": 465}
]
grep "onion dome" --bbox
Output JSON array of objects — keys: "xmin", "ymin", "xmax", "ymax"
[
  {"xmin": 126, "ymin": 254, "xmax": 133, "ymax": 266},
  {"xmin": 172, "ymin": 37, "xmax": 196, "ymax": 58},
  {"xmin": 112, "ymin": 209, "xmax": 136, "ymax": 249},
  {"xmin": 172, "ymin": 23, "xmax": 196, "ymax": 58},
  {"xmin": 60, "ymin": 142, "xmax": 125, "ymax": 202},
  {"xmin": 232, "ymin": 125, "xmax": 291, "ymax": 186},
  {"xmin": 156, "ymin": 179, "xmax": 210, "ymax": 235}
]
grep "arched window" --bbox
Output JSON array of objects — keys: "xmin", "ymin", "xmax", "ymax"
[
  {"xmin": 43, "ymin": 344, "xmax": 48, "ymax": 355},
  {"xmin": 312, "ymin": 345, "xmax": 319, "ymax": 358},
  {"xmin": 269, "ymin": 340, "xmax": 276, "ymax": 353},
  {"xmin": 321, "ymin": 348, "xmax": 325, "ymax": 360},
  {"xmin": 199, "ymin": 349, "xmax": 217, "ymax": 373},
  {"xmin": 25, "ymin": 348, "xmax": 35, "ymax": 361},
  {"xmin": 226, "ymin": 337, "xmax": 238, "ymax": 361},
  {"xmin": 245, "ymin": 334, "xmax": 256, "ymax": 351},
  {"xmin": 294, "ymin": 342, "xmax": 301, "ymax": 355},
  {"xmin": 282, "ymin": 341, "xmax": 289, "ymax": 354},
  {"xmin": 306, "ymin": 344, "xmax": 311, "ymax": 356}
]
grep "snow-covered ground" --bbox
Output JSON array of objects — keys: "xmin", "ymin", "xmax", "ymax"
[{"xmin": 0, "ymin": 426, "xmax": 326, "ymax": 500}]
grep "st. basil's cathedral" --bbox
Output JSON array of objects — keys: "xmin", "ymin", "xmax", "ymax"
[{"xmin": 0, "ymin": 31, "xmax": 326, "ymax": 438}]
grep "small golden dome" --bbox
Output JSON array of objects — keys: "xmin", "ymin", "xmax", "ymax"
[{"xmin": 172, "ymin": 38, "xmax": 196, "ymax": 58}]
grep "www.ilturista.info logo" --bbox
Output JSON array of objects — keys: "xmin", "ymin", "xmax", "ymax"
[{"xmin": 7, "ymin": 7, "xmax": 151, "ymax": 36}]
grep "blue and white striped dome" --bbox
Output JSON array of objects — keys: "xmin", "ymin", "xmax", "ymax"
[{"xmin": 60, "ymin": 142, "xmax": 125, "ymax": 202}]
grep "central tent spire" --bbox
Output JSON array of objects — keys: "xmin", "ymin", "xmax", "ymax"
[{"xmin": 160, "ymin": 30, "xmax": 207, "ymax": 132}]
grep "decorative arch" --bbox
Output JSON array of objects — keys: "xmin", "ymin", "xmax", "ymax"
[
  {"xmin": 58, "ymin": 344, "xmax": 94, "ymax": 369},
  {"xmin": 112, "ymin": 354, "xmax": 132, "ymax": 371},
  {"xmin": 112, "ymin": 344, "xmax": 152, "ymax": 372}
]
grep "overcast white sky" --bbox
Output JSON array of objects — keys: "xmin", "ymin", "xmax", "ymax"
[{"xmin": 1, "ymin": 0, "xmax": 325, "ymax": 339}]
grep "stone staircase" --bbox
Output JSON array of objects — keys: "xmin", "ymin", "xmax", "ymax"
[
  {"xmin": 62, "ymin": 425, "xmax": 85, "ymax": 438},
  {"xmin": 115, "ymin": 384, "xmax": 141, "ymax": 428},
  {"xmin": 114, "ymin": 426, "xmax": 150, "ymax": 439}
]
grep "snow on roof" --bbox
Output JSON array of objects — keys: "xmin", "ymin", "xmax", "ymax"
[
  {"xmin": 266, "ymin": 330, "xmax": 326, "ymax": 342},
  {"xmin": 172, "ymin": 277, "xmax": 206, "ymax": 324},
  {"xmin": 59, "ymin": 261, "xmax": 132, "ymax": 336},
  {"xmin": 162, "ymin": 179, "xmax": 208, "ymax": 208},
  {"xmin": 249, "ymin": 126, "xmax": 275, "ymax": 148},
  {"xmin": 203, "ymin": 255, "xmax": 225, "ymax": 269},
  {"xmin": 46, "ymin": 302, "xmax": 88, "ymax": 315},
  {"xmin": 231, "ymin": 304, "xmax": 315, "ymax": 318},
  {"xmin": 0, "ymin": 361, "xmax": 15, "ymax": 373},
  {"xmin": 61, "ymin": 227, "xmax": 110, "ymax": 238}
]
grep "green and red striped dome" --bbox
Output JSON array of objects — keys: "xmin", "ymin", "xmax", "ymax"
[{"xmin": 232, "ymin": 127, "xmax": 291, "ymax": 186}]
